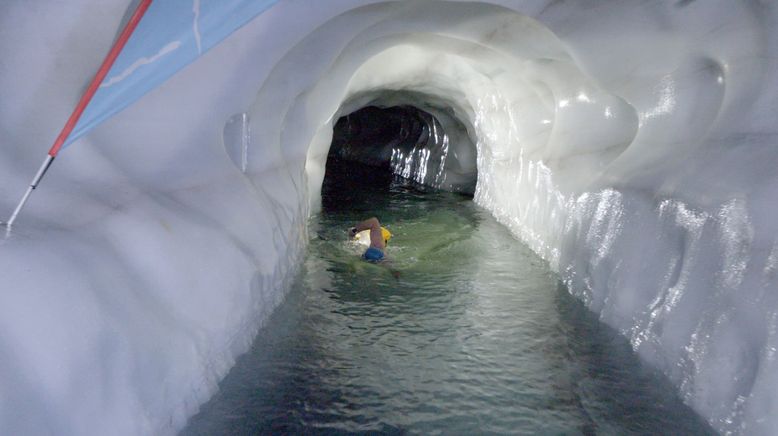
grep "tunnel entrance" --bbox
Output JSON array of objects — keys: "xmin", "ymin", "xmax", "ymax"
[{"xmin": 323, "ymin": 103, "xmax": 477, "ymax": 212}]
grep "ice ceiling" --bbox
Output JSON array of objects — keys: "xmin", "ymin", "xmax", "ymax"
[{"xmin": 1, "ymin": 0, "xmax": 778, "ymax": 435}]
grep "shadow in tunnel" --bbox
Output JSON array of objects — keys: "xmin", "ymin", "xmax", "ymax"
[
  {"xmin": 322, "ymin": 105, "xmax": 447, "ymax": 214},
  {"xmin": 323, "ymin": 102, "xmax": 476, "ymax": 212}
]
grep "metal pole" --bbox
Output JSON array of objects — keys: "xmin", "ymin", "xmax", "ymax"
[{"xmin": 5, "ymin": 155, "xmax": 55, "ymax": 228}]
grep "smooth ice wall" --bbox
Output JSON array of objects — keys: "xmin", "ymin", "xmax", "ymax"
[
  {"xmin": 0, "ymin": 2, "xmax": 320, "ymax": 434},
  {"xmin": 263, "ymin": 3, "xmax": 778, "ymax": 432},
  {"xmin": 2, "ymin": 1, "xmax": 778, "ymax": 435}
]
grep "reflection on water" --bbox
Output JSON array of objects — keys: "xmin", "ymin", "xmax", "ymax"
[{"xmin": 182, "ymin": 162, "xmax": 714, "ymax": 435}]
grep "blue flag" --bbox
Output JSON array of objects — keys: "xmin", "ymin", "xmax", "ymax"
[{"xmin": 64, "ymin": 0, "xmax": 278, "ymax": 149}]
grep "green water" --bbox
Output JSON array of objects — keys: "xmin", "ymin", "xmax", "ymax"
[{"xmin": 182, "ymin": 166, "xmax": 713, "ymax": 435}]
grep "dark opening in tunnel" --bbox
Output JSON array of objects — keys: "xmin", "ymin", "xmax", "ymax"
[
  {"xmin": 329, "ymin": 106, "xmax": 428, "ymax": 169},
  {"xmin": 322, "ymin": 104, "xmax": 477, "ymax": 212}
]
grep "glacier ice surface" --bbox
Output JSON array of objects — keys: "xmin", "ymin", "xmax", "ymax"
[{"xmin": 2, "ymin": 0, "xmax": 778, "ymax": 434}]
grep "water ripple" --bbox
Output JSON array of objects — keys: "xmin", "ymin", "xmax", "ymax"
[{"xmin": 183, "ymin": 181, "xmax": 714, "ymax": 435}]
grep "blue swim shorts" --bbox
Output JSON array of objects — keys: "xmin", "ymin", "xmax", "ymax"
[{"xmin": 363, "ymin": 246, "xmax": 385, "ymax": 262}]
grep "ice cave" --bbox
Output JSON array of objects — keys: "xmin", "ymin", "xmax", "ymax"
[{"xmin": 2, "ymin": 0, "xmax": 778, "ymax": 434}]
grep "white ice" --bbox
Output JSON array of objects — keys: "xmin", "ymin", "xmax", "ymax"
[{"xmin": 2, "ymin": 1, "xmax": 778, "ymax": 434}]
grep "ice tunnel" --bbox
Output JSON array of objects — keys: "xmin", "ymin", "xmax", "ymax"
[{"xmin": 1, "ymin": 0, "xmax": 777, "ymax": 434}]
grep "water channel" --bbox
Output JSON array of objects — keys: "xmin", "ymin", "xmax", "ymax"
[{"xmin": 182, "ymin": 161, "xmax": 713, "ymax": 435}]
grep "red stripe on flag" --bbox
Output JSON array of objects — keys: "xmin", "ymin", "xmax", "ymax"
[{"xmin": 48, "ymin": 0, "xmax": 153, "ymax": 157}]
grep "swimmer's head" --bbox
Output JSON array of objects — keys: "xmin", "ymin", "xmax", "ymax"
[
  {"xmin": 351, "ymin": 226, "xmax": 392, "ymax": 246},
  {"xmin": 381, "ymin": 227, "xmax": 392, "ymax": 245}
]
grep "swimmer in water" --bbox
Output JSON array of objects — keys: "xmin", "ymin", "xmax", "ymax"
[{"xmin": 348, "ymin": 217, "xmax": 391, "ymax": 262}]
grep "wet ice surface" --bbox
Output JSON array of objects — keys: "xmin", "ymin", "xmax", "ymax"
[
  {"xmin": 182, "ymin": 168, "xmax": 714, "ymax": 435},
  {"xmin": 4, "ymin": 2, "xmax": 778, "ymax": 433}
]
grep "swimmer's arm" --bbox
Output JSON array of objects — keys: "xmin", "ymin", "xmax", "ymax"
[{"xmin": 352, "ymin": 217, "xmax": 385, "ymax": 249}]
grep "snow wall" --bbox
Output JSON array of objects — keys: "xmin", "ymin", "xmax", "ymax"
[{"xmin": 2, "ymin": 1, "xmax": 778, "ymax": 434}]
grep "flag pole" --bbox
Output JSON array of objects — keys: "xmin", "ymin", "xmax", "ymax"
[
  {"xmin": 6, "ymin": 155, "xmax": 55, "ymax": 228},
  {"xmin": 3, "ymin": 0, "xmax": 153, "ymax": 230}
]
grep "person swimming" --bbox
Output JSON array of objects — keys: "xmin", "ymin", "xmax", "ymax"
[{"xmin": 349, "ymin": 217, "xmax": 391, "ymax": 262}]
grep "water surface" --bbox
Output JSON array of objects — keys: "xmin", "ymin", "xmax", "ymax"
[{"xmin": 182, "ymin": 164, "xmax": 713, "ymax": 435}]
